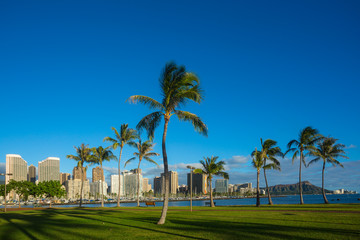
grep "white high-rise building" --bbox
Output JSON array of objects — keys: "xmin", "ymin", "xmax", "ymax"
[
  {"xmin": 38, "ymin": 157, "xmax": 60, "ymax": 182},
  {"xmin": 124, "ymin": 171, "xmax": 143, "ymax": 197},
  {"xmin": 110, "ymin": 174, "xmax": 124, "ymax": 196},
  {"xmin": 6, "ymin": 154, "xmax": 27, "ymax": 184},
  {"xmin": 90, "ymin": 180, "xmax": 108, "ymax": 198},
  {"xmin": 65, "ymin": 179, "xmax": 90, "ymax": 200}
]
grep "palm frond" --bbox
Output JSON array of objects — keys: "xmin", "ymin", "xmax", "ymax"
[
  {"xmin": 124, "ymin": 157, "xmax": 136, "ymax": 167},
  {"xmin": 175, "ymin": 110, "xmax": 208, "ymax": 136},
  {"xmin": 127, "ymin": 95, "xmax": 164, "ymax": 111}
]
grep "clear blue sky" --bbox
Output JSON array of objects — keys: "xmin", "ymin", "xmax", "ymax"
[{"xmin": 1, "ymin": 1, "xmax": 359, "ymax": 191}]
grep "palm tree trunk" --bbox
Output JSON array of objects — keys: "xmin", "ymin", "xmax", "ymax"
[
  {"xmin": 256, "ymin": 169, "xmax": 260, "ymax": 207},
  {"xmin": 157, "ymin": 118, "xmax": 169, "ymax": 225},
  {"xmin": 50, "ymin": 199, "xmax": 52, "ymax": 208},
  {"xmin": 80, "ymin": 167, "xmax": 84, "ymax": 207},
  {"xmin": 263, "ymin": 168, "xmax": 273, "ymax": 205},
  {"xmin": 299, "ymin": 151, "xmax": 304, "ymax": 204},
  {"xmin": 137, "ymin": 161, "xmax": 141, "ymax": 207},
  {"xmin": 210, "ymin": 177, "xmax": 215, "ymax": 207},
  {"xmin": 322, "ymin": 160, "xmax": 329, "ymax": 204},
  {"xmin": 101, "ymin": 162, "xmax": 104, "ymax": 208},
  {"xmin": 117, "ymin": 147, "xmax": 123, "ymax": 207},
  {"xmin": 19, "ymin": 195, "xmax": 21, "ymax": 208}
]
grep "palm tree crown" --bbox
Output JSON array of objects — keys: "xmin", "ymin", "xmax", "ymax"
[{"xmin": 127, "ymin": 62, "xmax": 207, "ymax": 139}]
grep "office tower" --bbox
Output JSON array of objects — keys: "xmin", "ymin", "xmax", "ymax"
[
  {"xmin": 153, "ymin": 176, "xmax": 163, "ymax": 195},
  {"xmin": 65, "ymin": 179, "xmax": 90, "ymax": 199},
  {"xmin": 160, "ymin": 171, "xmax": 178, "ymax": 194},
  {"xmin": 124, "ymin": 171, "xmax": 143, "ymax": 197},
  {"xmin": 110, "ymin": 174, "xmax": 124, "ymax": 196},
  {"xmin": 6, "ymin": 154, "xmax": 27, "ymax": 184},
  {"xmin": 92, "ymin": 166, "xmax": 104, "ymax": 182},
  {"xmin": 215, "ymin": 179, "xmax": 229, "ymax": 193},
  {"xmin": 73, "ymin": 166, "xmax": 87, "ymax": 181},
  {"xmin": 28, "ymin": 164, "xmax": 36, "ymax": 183},
  {"xmin": 90, "ymin": 180, "xmax": 108, "ymax": 198},
  {"xmin": 142, "ymin": 178, "xmax": 152, "ymax": 192},
  {"xmin": 187, "ymin": 173, "xmax": 207, "ymax": 194},
  {"xmin": 60, "ymin": 173, "xmax": 71, "ymax": 185},
  {"xmin": 38, "ymin": 157, "xmax": 60, "ymax": 182}
]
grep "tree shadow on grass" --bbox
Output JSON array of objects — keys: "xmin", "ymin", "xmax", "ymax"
[
  {"xmin": 55, "ymin": 210, "xmax": 207, "ymax": 240},
  {"xmin": 0, "ymin": 210, "xmax": 106, "ymax": 240}
]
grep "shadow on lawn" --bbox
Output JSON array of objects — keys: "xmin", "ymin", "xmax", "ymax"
[{"xmin": 0, "ymin": 209, "xmax": 106, "ymax": 240}]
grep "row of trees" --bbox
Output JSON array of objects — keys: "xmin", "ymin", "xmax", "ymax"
[
  {"xmin": 67, "ymin": 134, "xmax": 160, "ymax": 208},
  {"xmin": 1, "ymin": 180, "xmax": 65, "ymax": 208},
  {"xmin": 252, "ymin": 126, "xmax": 348, "ymax": 207}
]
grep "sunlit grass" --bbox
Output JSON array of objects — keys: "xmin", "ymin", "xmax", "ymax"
[{"xmin": 0, "ymin": 204, "xmax": 359, "ymax": 239}]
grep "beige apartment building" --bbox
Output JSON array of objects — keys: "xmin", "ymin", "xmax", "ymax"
[
  {"xmin": 6, "ymin": 154, "xmax": 27, "ymax": 184},
  {"xmin": 38, "ymin": 157, "xmax": 60, "ymax": 182}
]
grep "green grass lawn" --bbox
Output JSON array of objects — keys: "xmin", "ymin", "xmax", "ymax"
[{"xmin": 0, "ymin": 204, "xmax": 359, "ymax": 240}]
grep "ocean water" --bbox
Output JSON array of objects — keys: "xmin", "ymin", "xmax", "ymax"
[
  {"xmin": 31, "ymin": 194, "xmax": 360, "ymax": 208},
  {"xmin": 2, "ymin": 194, "xmax": 359, "ymax": 208}
]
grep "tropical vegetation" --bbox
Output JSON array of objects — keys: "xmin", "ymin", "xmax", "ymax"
[
  {"xmin": 124, "ymin": 138, "xmax": 159, "ymax": 206},
  {"xmin": 194, "ymin": 156, "xmax": 228, "ymax": 207},
  {"xmin": 104, "ymin": 124, "xmax": 138, "ymax": 207},
  {"xmin": 307, "ymin": 137, "xmax": 348, "ymax": 204},
  {"xmin": 251, "ymin": 148, "xmax": 264, "ymax": 207},
  {"xmin": 66, "ymin": 143, "xmax": 93, "ymax": 207},
  {"xmin": 91, "ymin": 146, "xmax": 116, "ymax": 207},
  {"xmin": 128, "ymin": 62, "xmax": 207, "ymax": 224},
  {"xmin": 285, "ymin": 126, "xmax": 322, "ymax": 204}
]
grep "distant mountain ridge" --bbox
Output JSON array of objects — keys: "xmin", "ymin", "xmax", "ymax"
[{"xmin": 263, "ymin": 181, "xmax": 332, "ymax": 195}]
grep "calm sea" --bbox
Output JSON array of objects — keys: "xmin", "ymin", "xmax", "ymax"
[{"xmin": 19, "ymin": 193, "xmax": 359, "ymax": 208}]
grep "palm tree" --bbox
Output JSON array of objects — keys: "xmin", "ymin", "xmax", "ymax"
[
  {"xmin": 128, "ymin": 62, "xmax": 207, "ymax": 224},
  {"xmin": 308, "ymin": 137, "xmax": 348, "ymax": 204},
  {"xmin": 124, "ymin": 139, "xmax": 159, "ymax": 207},
  {"xmin": 194, "ymin": 156, "xmax": 228, "ymax": 207},
  {"xmin": 251, "ymin": 148, "xmax": 264, "ymax": 207},
  {"xmin": 91, "ymin": 146, "xmax": 116, "ymax": 207},
  {"xmin": 256, "ymin": 138, "xmax": 283, "ymax": 205},
  {"xmin": 67, "ymin": 144, "xmax": 93, "ymax": 207},
  {"xmin": 285, "ymin": 126, "xmax": 321, "ymax": 204},
  {"xmin": 104, "ymin": 124, "xmax": 138, "ymax": 207}
]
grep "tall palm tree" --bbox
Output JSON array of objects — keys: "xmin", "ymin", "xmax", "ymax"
[
  {"xmin": 194, "ymin": 156, "xmax": 228, "ymax": 207},
  {"xmin": 91, "ymin": 146, "xmax": 116, "ymax": 207},
  {"xmin": 251, "ymin": 148, "xmax": 264, "ymax": 207},
  {"xmin": 128, "ymin": 62, "xmax": 207, "ymax": 224},
  {"xmin": 67, "ymin": 143, "xmax": 93, "ymax": 207},
  {"xmin": 308, "ymin": 137, "xmax": 348, "ymax": 204},
  {"xmin": 285, "ymin": 126, "xmax": 321, "ymax": 204},
  {"xmin": 124, "ymin": 139, "xmax": 159, "ymax": 207},
  {"xmin": 256, "ymin": 138, "xmax": 283, "ymax": 205},
  {"xmin": 104, "ymin": 124, "xmax": 138, "ymax": 207}
]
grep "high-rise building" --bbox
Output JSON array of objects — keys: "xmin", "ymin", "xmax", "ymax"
[
  {"xmin": 28, "ymin": 164, "xmax": 36, "ymax": 183},
  {"xmin": 92, "ymin": 166, "xmax": 104, "ymax": 182},
  {"xmin": 38, "ymin": 157, "xmax": 60, "ymax": 182},
  {"xmin": 90, "ymin": 180, "xmax": 108, "ymax": 198},
  {"xmin": 124, "ymin": 171, "xmax": 143, "ymax": 197},
  {"xmin": 65, "ymin": 179, "xmax": 90, "ymax": 199},
  {"xmin": 6, "ymin": 154, "xmax": 27, "ymax": 184},
  {"xmin": 153, "ymin": 176, "xmax": 163, "ymax": 195},
  {"xmin": 130, "ymin": 168, "xmax": 142, "ymax": 174},
  {"xmin": 60, "ymin": 173, "xmax": 71, "ymax": 185},
  {"xmin": 160, "ymin": 171, "xmax": 178, "ymax": 194},
  {"xmin": 142, "ymin": 178, "xmax": 152, "ymax": 192},
  {"xmin": 110, "ymin": 174, "xmax": 124, "ymax": 196},
  {"xmin": 187, "ymin": 173, "xmax": 207, "ymax": 194},
  {"xmin": 73, "ymin": 166, "xmax": 86, "ymax": 181},
  {"xmin": 215, "ymin": 179, "xmax": 229, "ymax": 193}
]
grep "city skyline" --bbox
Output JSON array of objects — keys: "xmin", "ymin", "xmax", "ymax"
[{"xmin": 0, "ymin": 1, "xmax": 359, "ymax": 192}]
